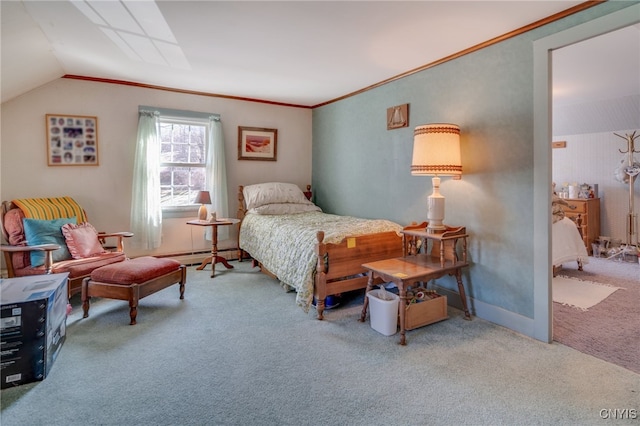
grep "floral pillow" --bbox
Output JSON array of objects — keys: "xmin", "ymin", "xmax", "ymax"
[
  {"xmin": 243, "ymin": 182, "xmax": 314, "ymax": 211},
  {"xmin": 61, "ymin": 222, "xmax": 107, "ymax": 259}
]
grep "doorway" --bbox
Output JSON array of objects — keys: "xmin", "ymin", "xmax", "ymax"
[{"xmin": 532, "ymin": 4, "xmax": 640, "ymax": 343}]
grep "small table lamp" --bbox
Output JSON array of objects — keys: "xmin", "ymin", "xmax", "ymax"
[
  {"xmin": 411, "ymin": 123, "xmax": 462, "ymax": 233},
  {"xmin": 194, "ymin": 190, "xmax": 212, "ymax": 221}
]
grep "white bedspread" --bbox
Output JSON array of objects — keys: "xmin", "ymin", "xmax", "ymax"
[
  {"xmin": 552, "ymin": 217, "xmax": 589, "ymax": 267},
  {"xmin": 239, "ymin": 211, "xmax": 402, "ymax": 312}
]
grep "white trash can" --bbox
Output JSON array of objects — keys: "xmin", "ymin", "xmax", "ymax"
[{"xmin": 366, "ymin": 289, "xmax": 400, "ymax": 336}]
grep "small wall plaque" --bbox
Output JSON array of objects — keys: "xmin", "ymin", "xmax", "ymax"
[
  {"xmin": 387, "ymin": 104, "xmax": 409, "ymax": 130},
  {"xmin": 552, "ymin": 141, "xmax": 567, "ymax": 149}
]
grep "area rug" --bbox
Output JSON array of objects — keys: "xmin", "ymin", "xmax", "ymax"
[
  {"xmin": 552, "ymin": 275, "xmax": 621, "ymax": 310},
  {"xmin": 553, "ymin": 257, "xmax": 639, "ymax": 374}
]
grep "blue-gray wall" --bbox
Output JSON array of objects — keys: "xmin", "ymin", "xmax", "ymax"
[{"xmin": 312, "ymin": 1, "xmax": 637, "ymax": 338}]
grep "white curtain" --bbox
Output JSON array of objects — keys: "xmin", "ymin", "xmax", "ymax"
[
  {"xmin": 205, "ymin": 115, "xmax": 229, "ymax": 241},
  {"xmin": 130, "ymin": 110, "xmax": 162, "ymax": 250}
]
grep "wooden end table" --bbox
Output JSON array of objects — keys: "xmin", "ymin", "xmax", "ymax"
[
  {"xmin": 360, "ymin": 224, "xmax": 471, "ymax": 345},
  {"xmin": 186, "ymin": 218, "xmax": 240, "ymax": 278}
]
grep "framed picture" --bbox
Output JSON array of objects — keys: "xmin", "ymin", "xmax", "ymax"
[
  {"xmin": 46, "ymin": 114, "xmax": 98, "ymax": 166},
  {"xmin": 238, "ymin": 126, "xmax": 277, "ymax": 161}
]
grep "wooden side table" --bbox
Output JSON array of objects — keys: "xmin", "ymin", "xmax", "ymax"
[
  {"xmin": 360, "ymin": 223, "xmax": 471, "ymax": 345},
  {"xmin": 186, "ymin": 218, "xmax": 240, "ymax": 278}
]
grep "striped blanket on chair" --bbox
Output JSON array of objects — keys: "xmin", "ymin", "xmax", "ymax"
[{"xmin": 12, "ymin": 196, "xmax": 87, "ymax": 223}]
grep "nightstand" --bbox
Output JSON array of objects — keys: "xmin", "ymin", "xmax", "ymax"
[{"xmin": 360, "ymin": 222, "xmax": 471, "ymax": 345}]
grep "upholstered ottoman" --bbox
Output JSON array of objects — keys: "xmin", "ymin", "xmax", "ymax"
[{"xmin": 82, "ymin": 256, "xmax": 186, "ymax": 325}]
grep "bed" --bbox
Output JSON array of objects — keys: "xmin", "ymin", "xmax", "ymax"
[
  {"xmin": 552, "ymin": 197, "xmax": 589, "ymax": 276},
  {"xmin": 237, "ymin": 182, "xmax": 404, "ymax": 319}
]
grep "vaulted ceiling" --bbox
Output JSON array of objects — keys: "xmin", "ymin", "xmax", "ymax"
[{"xmin": 1, "ymin": 1, "xmax": 638, "ymax": 109}]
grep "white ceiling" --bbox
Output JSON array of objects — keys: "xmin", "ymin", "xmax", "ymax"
[
  {"xmin": 553, "ymin": 23, "xmax": 640, "ymax": 107},
  {"xmin": 1, "ymin": 1, "xmax": 638, "ymax": 108}
]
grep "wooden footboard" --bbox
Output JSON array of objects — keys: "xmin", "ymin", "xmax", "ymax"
[
  {"xmin": 237, "ymin": 184, "xmax": 404, "ymax": 320},
  {"xmin": 314, "ymin": 230, "xmax": 403, "ymax": 320}
]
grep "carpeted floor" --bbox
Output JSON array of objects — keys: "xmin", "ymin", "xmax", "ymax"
[
  {"xmin": 553, "ymin": 256, "xmax": 640, "ymax": 373},
  {"xmin": 1, "ymin": 260, "xmax": 638, "ymax": 425}
]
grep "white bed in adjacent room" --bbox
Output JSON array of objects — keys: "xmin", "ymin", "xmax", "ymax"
[{"xmin": 553, "ymin": 216, "xmax": 589, "ymax": 272}]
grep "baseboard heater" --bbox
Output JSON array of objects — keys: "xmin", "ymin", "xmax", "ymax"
[{"xmin": 154, "ymin": 248, "xmax": 239, "ymax": 266}]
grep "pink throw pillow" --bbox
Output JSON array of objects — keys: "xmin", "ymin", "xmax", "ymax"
[{"xmin": 61, "ymin": 222, "xmax": 107, "ymax": 259}]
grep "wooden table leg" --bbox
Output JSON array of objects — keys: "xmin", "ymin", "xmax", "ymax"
[
  {"xmin": 455, "ymin": 270, "xmax": 472, "ymax": 320},
  {"xmin": 359, "ymin": 271, "xmax": 375, "ymax": 323},
  {"xmin": 196, "ymin": 256, "xmax": 212, "ymax": 271},
  {"xmin": 398, "ymin": 281, "xmax": 407, "ymax": 345},
  {"xmin": 193, "ymin": 225, "xmax": 234, "ymax": 278},
  {"xmin": 210, "ymin": 224, "xmax": 218, "ymax": 278},
  {"xmin": 196, "ymin": 255, "xmax": 234, "ymax": 272}
]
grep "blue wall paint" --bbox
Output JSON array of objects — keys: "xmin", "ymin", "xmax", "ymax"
[{"xmin": 312, "ymin": 2, "xmax": 634, "ymax": 322}]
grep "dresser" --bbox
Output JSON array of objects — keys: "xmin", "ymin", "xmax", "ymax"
[{"xmin": 561, "ymin": 198, "xmax": 600, "ymax": 255}]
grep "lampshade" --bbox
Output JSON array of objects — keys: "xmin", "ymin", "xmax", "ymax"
[
  {"xmin": 411, "ymin": 124, "xmax": 461, "ymax": 177},
  {"xmin": 194, "ymin": 191, "xmax": 211, "ymax": 221},
  {"xmin": 411, "ymin": 124, "xmax": 461, "ymax": 234},
  {"xmin": 194, "ymin": 191, "xmax": 211, "ymax": 205}
]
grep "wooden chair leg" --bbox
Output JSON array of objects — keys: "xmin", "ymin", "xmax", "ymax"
[{"xmin": 81, "ymin": 278, "xmax": 91, "ymax": 318}]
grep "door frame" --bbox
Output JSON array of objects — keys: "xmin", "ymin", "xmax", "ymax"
[{"xmin": 532, "ymin": 4, "xmax": 640, "ymax": 342}]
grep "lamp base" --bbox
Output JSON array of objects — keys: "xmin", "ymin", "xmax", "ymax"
[
  {"xmin": 426, "ymin": 176, "xmax": 446, "ymax": 234},
  {"xmin": 426, "ymin": 224, "xmax": 446, "ymax": 234},
  {"xmin": 198, "ymin": 204, "xmax": 208, "ymax": 221}
]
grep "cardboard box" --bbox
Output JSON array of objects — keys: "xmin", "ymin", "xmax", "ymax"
[
  {"xmin": 1, "ymin": 273, "xmax": 68, "ymax": 389},
  {"xmin": 403, "ymin": 293, "xmax": 448, "ymax": 330}
]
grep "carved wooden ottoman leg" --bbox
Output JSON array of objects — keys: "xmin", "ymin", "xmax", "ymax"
[
  {"xmin": 178, "ymin": 265, "xmax": 186, "ymax": 299},
  {"xmin": 129, "ymin": 285, "xmax": 139, "ymax": 325}
]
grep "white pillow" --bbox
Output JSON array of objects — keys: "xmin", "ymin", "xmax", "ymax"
[
  {"xmin": 249, "ymin": 203, "xmax": 322, "ymax": 215},
  {"xmin": 243, "ymin": 182, "xmax": 313, "ymax": 210}
]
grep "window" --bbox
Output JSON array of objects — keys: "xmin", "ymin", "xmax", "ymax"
[
  {"xmin": 159, "ymin": 117, "xmax": 207, "ymax": 208},
  {"xmin": 132, "ymin": 107, "xmax": 225, "ymax": 249}
]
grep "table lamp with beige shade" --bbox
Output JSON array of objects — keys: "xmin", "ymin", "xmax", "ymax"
[{"xmin": 411, "ymin": 123, "xmax": 462, "ymax": 234}]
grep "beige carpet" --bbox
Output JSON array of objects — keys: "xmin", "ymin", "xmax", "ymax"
[
  {"xmin": 552, "ymin": 275, "xmax": 621, "ymax": 310},
  {"xmin": 2, "ymin": 261, "xmax": 639, "ymax": 426}
]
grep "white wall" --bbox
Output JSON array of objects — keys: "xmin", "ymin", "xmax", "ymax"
[
  {"xmin": 1, "ymin": 78, "xmax": 312, "ymax": 258},
  {"xmin": 552, "ymin": 128, "xmax": 639, "ymax": 243}
]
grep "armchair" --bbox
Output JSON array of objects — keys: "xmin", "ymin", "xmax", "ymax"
[{"xmin": 1, "ymin": 197, "xmax": 133, "ymax": 298}]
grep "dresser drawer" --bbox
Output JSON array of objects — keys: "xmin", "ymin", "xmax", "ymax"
[
  {"xmin": 558, "ymin": 198, "xmax": 600, "ymax": 255},
  {"xmin": 564, "ymin": 212, "xmax": 584, "ymax": 223},
  {"xmin": 563, "ymin": 200, "xmax": 587, "ymax": 213}
]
